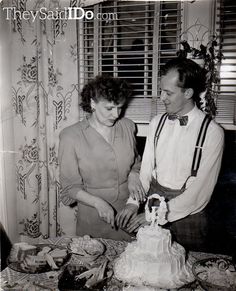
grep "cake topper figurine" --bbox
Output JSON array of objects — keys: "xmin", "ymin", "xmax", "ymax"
[{"xmin": 145, "ymin": 193, "xmax": 168, "ymax": 226}]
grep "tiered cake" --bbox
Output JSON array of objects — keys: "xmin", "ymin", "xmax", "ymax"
[{"xmin": 114, "ymin": 194, "xmax": 194, "ymax": 289}]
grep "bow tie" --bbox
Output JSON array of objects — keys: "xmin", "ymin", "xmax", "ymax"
[{"xmin": 168, "ymin": 114, "xmax": 188, "ymax": 126}]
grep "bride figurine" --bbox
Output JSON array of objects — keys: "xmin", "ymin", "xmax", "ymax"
[{"xmin": 145, "ymin": 193, "xmax": 168, "ymax": 226}]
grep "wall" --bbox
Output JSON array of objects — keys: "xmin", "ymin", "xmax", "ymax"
[
  {"xmin": 182, "ymin": 0, "xmax": 215, "ymax": 43},
  {"xmin": 0, "ymin": 7, "xmax": 19, "ymax": 243}
]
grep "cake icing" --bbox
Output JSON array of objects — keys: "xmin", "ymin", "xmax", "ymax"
[{"xmin": 114, "ymin": 194, "xmax": 195, "ymax": 289}]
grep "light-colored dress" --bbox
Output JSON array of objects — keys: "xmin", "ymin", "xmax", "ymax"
[{"xmin": 59, "ymin": 117, "xmax": 139, "ymax": 241}]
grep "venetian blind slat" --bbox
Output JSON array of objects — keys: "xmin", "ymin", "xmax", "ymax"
[
  {"xmin": 216, "ymin": 0, "xmax": 236, "ymax": 125},
  {"xmin": 79, "ymin": 0, "xmax": 181, "ymax": 123}
]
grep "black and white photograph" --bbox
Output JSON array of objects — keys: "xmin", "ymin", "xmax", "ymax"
[{"xmin": 0, "ymin": 0, "xmax": 236, "ymax": 290}]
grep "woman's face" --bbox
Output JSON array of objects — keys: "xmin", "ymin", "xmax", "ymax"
[{"xmin": 92, "ymin": 99, "xmax": 125, "ymax": 127}]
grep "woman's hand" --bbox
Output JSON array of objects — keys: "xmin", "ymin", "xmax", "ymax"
[
  {"xmin": 128, "ymin": 172, "xmax": 146, "ymax": 202},
  {"xmin": 115, "ymin": 204, "xmax": 138, "ymax": 229},
  {"xmin": 125, "ymin": 213, "xmax": 149, "ymax": 233},
  {"xmin": 94, "ymin": 197, "xmax": 115, "ymax": 227}
]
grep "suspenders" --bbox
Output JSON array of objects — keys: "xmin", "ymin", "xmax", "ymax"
[
  {"xmin": 191, "ymin": 115, "xmax": 212, "ymax": 176},
  {"xmin": 153, "ymin": 113, "xmax": 168, "ymax": 170},
  {"xmin": 153, "ymin": 113, "xmax": 212, "ymax": 179}
]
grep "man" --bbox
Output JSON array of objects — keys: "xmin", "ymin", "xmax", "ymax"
[{"xmin": 125, "ymin": 58, "xmax": 224, "ymax": 251}]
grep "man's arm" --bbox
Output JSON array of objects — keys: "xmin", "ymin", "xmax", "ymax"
[
  {"xmin": 126, "ymin": 118, "xmax": 145, "ymax": 201},
  {"xmin": 117, "ymin": 119, "xmax": 158, "ymax": 228},
  {"xmin": 126, "ymin": 116, "xmax": 161, "ymax": 207},
  {"xmin": 139, "ymin": 117, "xmax": 158, "ymax": 193},
  {"xmin": 167, "ymin": 124, "xmax": 224, "ymax": 222},
  {"xmin": 125, "ymin": 118, "xmax": 158, "ymax": 207}
]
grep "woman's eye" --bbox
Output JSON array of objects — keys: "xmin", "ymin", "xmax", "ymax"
[{"xmin": 106, "ymin": 108, "xmax": 112, "ymax": 111}]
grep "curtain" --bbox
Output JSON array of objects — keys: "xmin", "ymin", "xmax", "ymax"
[
  {"xmin": 5, "ymin": 0, "xmax": 161, "ymax": 240},
  {"xmin": 8, "ymin": 0, "xmax": 104, "ymax": 239}
]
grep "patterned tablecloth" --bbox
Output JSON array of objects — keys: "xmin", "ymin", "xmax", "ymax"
[{"xmin": 0, "ymin": 237, "xmax": 230, "ymax": 291}]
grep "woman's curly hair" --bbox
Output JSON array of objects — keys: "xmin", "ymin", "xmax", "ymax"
[{"xmin": 80, "ymin": 75, "xmax": 133, "ymax": 113}]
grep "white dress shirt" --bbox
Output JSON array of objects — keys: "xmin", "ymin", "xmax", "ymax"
[{"xmin": 137, "ymin": 106, "xmax": 224, "ymax": 222}]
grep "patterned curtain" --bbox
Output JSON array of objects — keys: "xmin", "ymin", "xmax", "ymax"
[{"xmin": 9, "ymin": 0, "xmax": 100, "ymax": 240}]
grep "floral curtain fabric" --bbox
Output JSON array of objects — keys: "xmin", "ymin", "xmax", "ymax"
[{"xmin": 9, "ymin": 0, "xmax": 99, "ymax": 239}]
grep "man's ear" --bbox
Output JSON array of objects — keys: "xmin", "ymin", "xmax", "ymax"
[{"xmin": 184, "ymin": 88, "xmax": 194, "ymax": 100}]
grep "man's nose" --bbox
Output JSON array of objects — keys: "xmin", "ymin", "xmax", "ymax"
[{"xmin": 160, "ymin": 91, "xmax": 166, "ymax": 101}]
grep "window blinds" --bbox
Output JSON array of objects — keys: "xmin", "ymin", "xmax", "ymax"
[
  {"xmin": 77, "ymin": 1, "xmax": 182, "ymax": 123},
  {"xmin": 216, "ymin": 0, "xmax": 236, "ymax": 126}
]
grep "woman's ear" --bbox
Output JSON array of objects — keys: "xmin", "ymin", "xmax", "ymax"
[
  {"xmin": 91, "ymin": 99, "xmax": 96, "ymax": 110},
  {"xmin": 184, "ymin": 88, "xmax": 194, "ymax": 100}
]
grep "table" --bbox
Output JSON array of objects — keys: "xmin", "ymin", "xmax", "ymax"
[{"xmin": 0, "ymin": 237, "xmax": 231, "ymax": 291}]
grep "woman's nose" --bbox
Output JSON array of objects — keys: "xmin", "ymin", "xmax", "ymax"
[{"xmin": 112, "ymin": 108, "xmax": 119, "ymax": 118}]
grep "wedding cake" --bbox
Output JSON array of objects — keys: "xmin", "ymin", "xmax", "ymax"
[{"xmin": 114, "ymin": 194, "xmax": 194, "ymax": 289}]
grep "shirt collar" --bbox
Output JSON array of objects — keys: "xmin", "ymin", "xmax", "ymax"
[
  {"xmin": 167, "ymin": 105, "xmax": 199, "ymax": 127},
  {"xmin": 184, "ymin": 105, "xmax": 199, "ymax": 126}
]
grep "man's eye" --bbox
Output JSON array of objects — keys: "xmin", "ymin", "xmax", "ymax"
[{"xmin": 106, "ymin": 108, "xmax": 112, "ymax": 111}]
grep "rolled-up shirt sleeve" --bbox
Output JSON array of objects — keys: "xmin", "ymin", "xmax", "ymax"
[
  {"xmin": 128, "ymin": 119, "xmax": 141, "ymax": 174},
  {"xmin": 126, "ymin": 119, "xmax": 142, "ymax": 205},
  {"xmin": 167, "ymin": 125, "xmax": 224, "ymax": 222},
  {"xmin": 58, "ymin": 130, "xmax": 84, "ymax": 206},
  {"xmin": 139, "ymin": 117, "xmax": 157, "ymax": 193}
]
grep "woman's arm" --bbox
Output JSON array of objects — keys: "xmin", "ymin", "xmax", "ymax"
[
  {"xmin": 75, "ymin": 189, "xmax": 115, "ymax": 227},
  {"xmin": 58, "ymin": 129, "xmax": 84, "ymax": 205},
  {"xmin": 59, "ymin": 129, "xmax": 115, "ymax": 226}
]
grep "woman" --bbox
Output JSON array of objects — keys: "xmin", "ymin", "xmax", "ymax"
[{"xmin": 59, "ymin": 75, "xmax": 145, "ymax": 241}]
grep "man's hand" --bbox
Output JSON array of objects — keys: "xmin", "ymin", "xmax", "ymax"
[
  {"xmin": 94, "ymin": 197, "xmax": 115, "ymax": 227},
  {"xmin": 115, "ymin": 204, "xmax": 138, "ymax": 229},
  {"xmin": 128, "ymin": 172, "xmax": 146, "ymax": 202},
  {"xmin": 125, "ymin": 213, "xmax": 149, "ymax": 233}
]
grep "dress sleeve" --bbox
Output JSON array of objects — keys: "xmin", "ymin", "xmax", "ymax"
[
  {"xmin": 58, "ymin": 129, "xmax": 84, "ymax": 206},
  {"xmin": 167, "ymin": 124, "xmax": 224, "ymax": 222}
]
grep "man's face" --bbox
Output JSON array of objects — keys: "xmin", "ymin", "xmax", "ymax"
[{"xmin": 160, "ymin": 69, "xmax": 190, "ymax": 115}]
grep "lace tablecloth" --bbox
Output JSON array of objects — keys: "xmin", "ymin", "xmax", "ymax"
[{"xmin": 0, "ymin": 237, "xmax": 229, "ymax": 291}]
